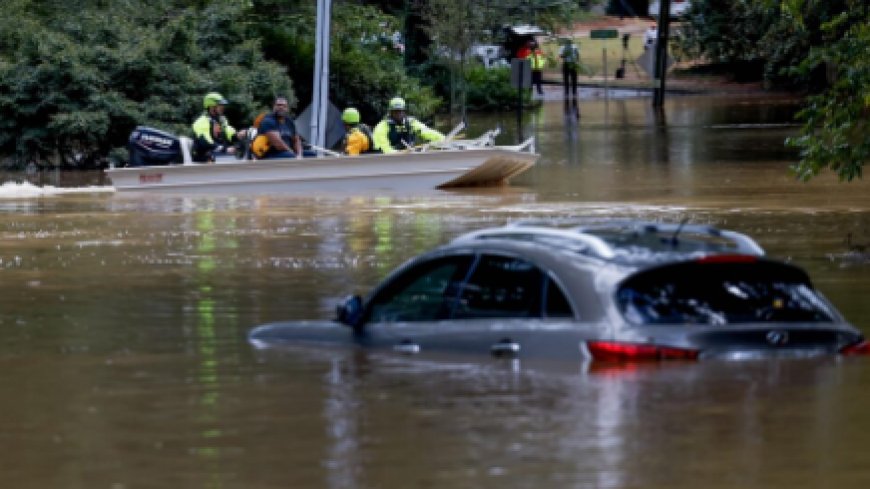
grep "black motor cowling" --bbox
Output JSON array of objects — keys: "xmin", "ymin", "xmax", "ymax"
[{"xmin": 127, "ymin": 126, "xmax": 182, "ymax": 167}]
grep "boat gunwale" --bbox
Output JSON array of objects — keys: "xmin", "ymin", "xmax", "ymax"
[
  {"xmin": 106, "ymin": 147, "xmax": 536, "ymax": 176},
  {"xmin": 105, "ymin": 146, "xmax": 539, "ymax": 191}
]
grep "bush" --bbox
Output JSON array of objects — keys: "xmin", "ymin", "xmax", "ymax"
[
  {"xmin": 465, "ymin": 65, "xmax": 522, "ymax": 111},
  {"xmin": 414, "ymin": 61, "xmax": 527, "ymax": 112}
]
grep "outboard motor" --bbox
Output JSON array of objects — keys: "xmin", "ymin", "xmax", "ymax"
[{"xmin": 127, "ymin": 126, "xmax": 182, "ymax": 167}]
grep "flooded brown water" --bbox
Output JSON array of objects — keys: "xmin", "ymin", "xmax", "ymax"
[{"xmin": 1, "ymin": 94, "xmax": 869, "ymax": 488}]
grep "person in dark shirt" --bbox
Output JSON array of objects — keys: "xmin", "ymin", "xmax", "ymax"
[{"xmin": 258, "ymin": 96, "xmax": 303, "ymax": 159}]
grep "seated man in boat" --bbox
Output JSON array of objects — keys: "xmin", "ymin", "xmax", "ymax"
[
  {"xmin": 341, "ymin": 107, "xmax": 374, "ymax": 155},
  {"xmin": 372, "ymin": 97, "xmax": 444, "ymax": 154},
  {"xmin": 191, "ymin": 92, "xmax": 247, "ymax": 162},
  {"xmin": 253, "ymin": 95, "xmax": 304, "ymax": 159}
]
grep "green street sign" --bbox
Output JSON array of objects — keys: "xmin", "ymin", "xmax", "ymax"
[{"xmin": 590, "ymin": 29, "xmax": 619, "ymax": 40}]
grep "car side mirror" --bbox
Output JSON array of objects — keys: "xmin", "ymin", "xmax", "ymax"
[{"xmin": 336, "ymin": 295, "xmax": 364, "ymax": 327}]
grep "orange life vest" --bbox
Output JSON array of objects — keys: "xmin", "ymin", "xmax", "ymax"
[{"xmin": 251, "ymin": 112, "xmax": 270, "ymax": 158}]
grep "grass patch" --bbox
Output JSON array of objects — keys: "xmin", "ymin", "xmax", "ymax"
[{"xmin": 539, "ymin": 33, "xmax": 651, "ymax": 77}]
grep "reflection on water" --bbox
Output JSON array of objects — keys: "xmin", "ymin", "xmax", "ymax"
[{"xmin": 0, "ymin": 95, "xmax": 869, "ymax": 487}]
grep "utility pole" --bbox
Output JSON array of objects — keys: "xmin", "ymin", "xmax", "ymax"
[{"xmin": 652, "ymin": 0, "xmax": 671, "ymax": 107}]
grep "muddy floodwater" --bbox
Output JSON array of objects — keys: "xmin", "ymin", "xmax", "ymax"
[{"xmin": 2, "ymin": 94, "xmax": 870, "ymax": 488}]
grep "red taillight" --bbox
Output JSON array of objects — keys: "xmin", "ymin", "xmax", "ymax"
[
  {"xmin": 695, "ymin": 254, "xmax": 758, "ymax": 264},
  {"xmin": 840, "ymin": 340, "xmax": 870, "ymax": 356},
  {"xmin": 586, "ymin": 341, "xmax": 699, "ymax": 362}
]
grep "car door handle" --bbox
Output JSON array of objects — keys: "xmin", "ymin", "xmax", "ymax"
[
  {"xmin": 491, "ymin": 338, "xmax": 520, "ymax": 357},
  {"xmin": 393, "ymin": 339, "xmax": 421, "ymax": 354}
]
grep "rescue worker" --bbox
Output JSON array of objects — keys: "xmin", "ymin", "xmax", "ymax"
[
  {"xmin": 372, "ymin": 97, "xmax": 444, "ymax": 154},
  {"xmin": 341, "ymin": 108, "xmax": 374, "ymax": 155},
  {"xmin": 525, "ymin": 40, "xmax": 547, "ymax": 96},
  {"xmin": 191, "ymin": 92, "xmax": 246, "ymax": 162},
  {"xmin": 559, "ymin": 38, "xmax": 580, "ymax": 99}
]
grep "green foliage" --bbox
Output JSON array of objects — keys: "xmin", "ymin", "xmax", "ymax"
[
  {"xmin": 533, "ymin": 0, "xmax": 586, "ymax": 35},
  {"xmin": 464, "ymin": 66, "xmax": 520, "ymax": 110},
  {"xmin": 331, "ymin": 5, "xmax": 441, "ymax": 123},
  {"xmin": 787, "ymin": 17, "xmax": 870, "ymax": 181},
  {"xmin": 251, "ymin": 1, "xmax": 441, "ymax": 126},
  {"xmin": 0, "ymin": 1, "xmax": 292, "ymax": 168},
  {"xmin": 2, "ymin": 0, "xmax": 594, "ymax": 167},
  {"xmin": 419, "ymin": 0, "xmax": 584, "ymax": 115},
  {"xmin": 677, "ymin": 0, "xmax": 859, "ymax": 87},
  {"xmin": 676, "ymin": 0, "xmax": 869, "ymax": 181}
]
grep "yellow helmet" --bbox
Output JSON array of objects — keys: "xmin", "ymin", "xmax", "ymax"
[
  {"xmin": 342, "ymin": 108, "xmax": 360, "ymax": 124},
  {"xmin": 388, "ymin": 97, "xmax": 406, "ymax": 111},
  {"xmin": 203, "ymin": 92, "xmax": 228, "ymax": 109}
]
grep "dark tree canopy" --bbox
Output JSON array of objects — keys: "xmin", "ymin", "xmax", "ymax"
[{"xmin": 0, "ymin": 1, "xmax": 294, "ymax": 167}]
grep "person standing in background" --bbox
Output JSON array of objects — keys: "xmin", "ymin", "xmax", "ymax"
[{"xmin": 560, "ymin": 39, "xmax": 580, "ymax": 99}]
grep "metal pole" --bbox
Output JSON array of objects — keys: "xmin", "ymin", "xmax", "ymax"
[
  {"xmin": 310, "ymin": 0, "xmax": 332, "ymax": 149},
  {"xmin": 517, "ymin": 61, "xmax": 524, "ymax": 141},
  {"xmin": 652, "ymin": 0, "xmax": 671, "ymax": 107}
]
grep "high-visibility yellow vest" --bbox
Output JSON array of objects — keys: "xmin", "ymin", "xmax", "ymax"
[{"xmin": 529, "ymin": 49, "xmax": 546, "ymax": 70}]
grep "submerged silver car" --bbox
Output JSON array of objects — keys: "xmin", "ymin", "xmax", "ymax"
[{"xmin": 249, "ymin": 221, "xmax": 870, "ymax": 362}]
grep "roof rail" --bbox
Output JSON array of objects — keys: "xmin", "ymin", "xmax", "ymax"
[
  {"xmin": 574, "ymin": 221, "xmax": 765, "ymax": 256},
  {"xmin": 452, "ymin": 226, "xmax": 617, "ymax": 259},
  {"xmin": 452, "ymin": 220, "xmax": 765, "ymax": 262}
]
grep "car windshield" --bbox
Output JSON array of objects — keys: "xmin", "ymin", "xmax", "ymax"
[{"xmin": 616, "ymin": 260, "xmax": 837, "ymax": 325}]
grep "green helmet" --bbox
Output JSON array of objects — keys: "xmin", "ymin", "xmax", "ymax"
[
  {"xmin": 342, "ymin": 108, "xmax": 360, "ymax": 124},
  {"xmin": 203, "ymin": 92, "xmax": 228, "ymax": 109},
  {"xmin": 388, "ymin": 97, "xmax": 406, "ymax": 111}
]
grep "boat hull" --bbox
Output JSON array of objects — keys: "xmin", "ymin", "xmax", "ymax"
[{"xmin": 106, "ymin": 148, "xmax": 538, "ymax": 194}]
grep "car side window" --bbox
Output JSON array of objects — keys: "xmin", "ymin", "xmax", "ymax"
[
  {"xmin": 544, "ymin": 278, "xmax": 574, "ymax": 318},
  {"xmin": 367, "ymin": 255, "xmax": 474, "ymax": 323},
  {"xmin": 450, "ymin": 254, "xmax": 570, "ymax": 319}
]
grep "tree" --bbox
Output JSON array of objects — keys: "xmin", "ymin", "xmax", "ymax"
[
  {"xmin": 249, "ymin": 0, "xmax": 442, "ymax": 126},
  {"xmin": 674, "ymin": 0, "xmax": 869, "ymax": 181},
  {"xmin": 420, "ymin": 0, "xmax": 581, "ymax": 117},
  {"xmin": 421, "ymin": 0, "xmax": 485, "ymax": 120},
  {"xmin": 787, "ymin": 14, "xmax": 870, "ymax": 181},
  {"xmin": 0, "ymin": 1, "xmax": 293, "ymax": 168},
  {"xmin": 677, "ymin": 0, "xmax": 856, "ymax": 87}
]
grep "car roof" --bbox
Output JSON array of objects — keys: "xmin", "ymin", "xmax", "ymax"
[{"xmin": 449, "ymin": 220, "xmax": 765, "ymax": 268}]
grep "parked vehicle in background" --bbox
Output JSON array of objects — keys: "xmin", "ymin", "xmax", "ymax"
[
  {"xmin": 500, "ymin": 24, "xmax": 547, "ymax": 60},
  {"xmin": 470, "ymin": 44, "xmax": 507, "ymax": 68},
  {"xmin": 431, "ymin": 24, "xmax": 546, "ymax": 69},
  {"xmin": 434, "ymin": 43, "xmax": 507, "ymax": 69},
  {"xmin": 649, "ymin": 0, "xmax": 691, "ymax": 18},
  {"xmin": 250, "ymin": 221, "xmax": 870, "ymax": 364}
]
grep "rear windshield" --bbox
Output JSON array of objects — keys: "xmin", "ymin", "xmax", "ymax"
[{"xmin": 616, "ymin": 260, "xmax": 837, "ymax": 325}]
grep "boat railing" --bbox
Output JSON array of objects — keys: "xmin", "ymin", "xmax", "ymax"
[
  {"xmin": 192, "ymin": 122, "xmax": 530, "ymax": 163},
  {"xmin": 180, "ymin": 136, "xmax": 194, "ymax": 165},
  {"xmin": 503, "ymin": 136, "xmax": 535, "ymax": 153},
  {"xmin": 411, "ymin": 121, "xmax": 466, "ymax": 153},
  {"xmin": 306, "ymin": 144, "xmax": 342, "ymax": 157},
  {"xmin": 415, "ymin": 121, "xmax": 530, "ymax": 153}
]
